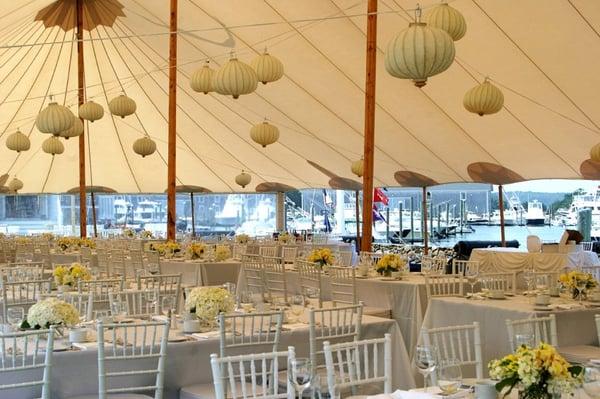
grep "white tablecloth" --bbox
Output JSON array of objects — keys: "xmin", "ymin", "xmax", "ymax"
[
  {"xmin": 0, "ymin": 315, "xmax": 414, "ymax": 399},
  {"xmin": 422, "ymin": 295, "xmax": 600, "ymax": 370},
  {"xmin": 470, "ymin": 247, "xmax": 600, "ymax": 272},
  {"xmin": 160, "ymin": 260, "xmax": 241, "ymax": 286}
]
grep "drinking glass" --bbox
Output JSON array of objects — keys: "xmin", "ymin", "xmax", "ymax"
[
  {"xmin": 148, "ymin": 263, "xmax": 160, "ymax": 275},
  {"xmin": 161, "ymin": 295, "xmax": 175, "ymax": 318},
  {"xmin": 145, "ymin": 290, "xmax": 158, "ymax": 315},
  {"xmin": 523, "ymin": 269, "xmax": 534, "ymax": 295},
  {"xmin": 7, "ymin": 307, "xmax": 24, "ymax": 330},
  {"xmin": 465, "ymin": 268, "xmax": 479, "ymax": 295},
  {"xmin": 288, "ymin": 357, "xmax": 313, "ymax": 398},
  {"xmin": 577, "ymin": 280, "xmax": 588, "ymax": 305},
  {"xmin": 437, "ymin": 359, "xmax": 463, "ymax": 395},
  {"xmin": 303, "ymin": 287, "xmax": 320, "ymax": 309},
  {"xmin": 110, "ymin": 301, "xmax": 128, "ymax": 321},
  {"xmin": 415, "ymin": 345, "xmax": 438, "ymax": 392},
  {"xmin": 238, "ymin": 291, "xmax": 254, "ymax": 313},
  {"xmin": 514, "ymin": 333, "xmax": 535, "ymax": 349},
  {"xmin": 583, "ymin": 365, "xmax": 600, "ymax": 399},
  {"xmin": 290, "ymin": 294, "xmax": 305, "ymax": 321}
]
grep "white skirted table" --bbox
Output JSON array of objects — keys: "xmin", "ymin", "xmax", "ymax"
[
  {"xmin": 160, "ymin": 259, "xmax": 241, "ymax": 286},
  {"xmin": 469, "ymin": 247, "xmax": 599, "ymax": 272}
]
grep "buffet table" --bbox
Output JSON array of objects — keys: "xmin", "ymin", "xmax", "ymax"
[{"xmin": 469, "ymin": 247, "xmax": 599, "ymax": 272}]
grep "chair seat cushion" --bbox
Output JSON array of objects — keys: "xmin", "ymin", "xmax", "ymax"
[
  {"xmin": 67, "ymin": 394, "xmax": 153, "ymax": 399},
  {"xmin": 180, "ymin": 381, "xmax": 264, "ymax": 399}
]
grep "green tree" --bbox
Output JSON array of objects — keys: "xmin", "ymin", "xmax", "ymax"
[{"xmin": 551, "ymin": 188, "xmax": 585, "ymax": 211}]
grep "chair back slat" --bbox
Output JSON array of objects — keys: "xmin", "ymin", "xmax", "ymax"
[
  {"xmin": 262, "ymin": 256, "xmax": 288, "ymax": 305},
  {"xmin": 108, "ymin": 289, "xmax": 159, "ymax": 318},
  {"xmin": 137, "ymin": 274, "xmax": 181, "ymax": 313},
  {"xmin": 296, "ymin": 259, "xmax": 324, "ymax": 308},
  {"xmin": 329, "ymin": 266, "xmax": 357, "ymax": 306},
  {"xmin": 478, "ymin": 272, "xmax": 517, "ymax": 295},
  {"xmin": 0, "ymin": 277, "xmax": 51, "ymax": 320},
  {"xmin": 506, "ymin": 314, "xmax": 558, "ymax": 350},
  {"xmin": 425, "ymin": 274, "xmax": 464, "ymax": 299},
  {"xmin": 218, "ymin": 311, "xmax": 283, "ymax": 357}
]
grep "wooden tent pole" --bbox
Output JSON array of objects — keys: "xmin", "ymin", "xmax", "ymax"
[
  {"xmin": 166, "ymin": 0, "xmax": 178, "ymax": 240},
  {"xmin": 76, "ymin": 0, "xmax": 87, "ymax": 238},
  {"xmin": 190, "ymin": 192, "xmax": 196, "ymax": 237},
  {"xmin": 91, "ymin": 191, "xmax": 97, "ymax": 237},
  {"xmin": 360, "ymin": 0, "xmax": 377, "ymax": 252},
  {"xmin": 499, "ymin": 184, "xmax": 506, "ymax": 247},
  {"xmin": 355, "ymin": 190, "xmax": 361, "ymax": 254},
  {"xmin": 422, "ymin": 186, "xmax": 429, "ymax": 255}
]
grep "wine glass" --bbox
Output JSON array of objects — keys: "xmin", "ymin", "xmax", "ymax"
[
  {"xmin": 577, "ymin": 280, "xmax": 588, "ymax": 305},
  {"xmin": 415, "ymin": 345, "xmax": 438, "ymax": 392},
  {"xmin": 7, "ymin": 307, "xmax": 24, "ymax": 331},
  {"xmin": 523, "ymin": 269, "xmax": 534, "ymax": 295},
  {"xmin": 583, "ymin": 365, "xmax": 600, "ymax": 399},
  {"xmin": 110, "ymin": 300, "xmax": 128, "ymax": 322},
  {"xmin": 465, "ymin": 268, "xmax": 479, "ymax": 296},
  {"xmin": 145, "ymin": 290, "xmax": 158, "ymax": 315},
  {"xmin": 290, "ymin": 294, "xmax": 305, "ymax": 322},
  {"xmin": 437, "ymin": 359, "xmax": 463, "ymax": 395},
  {"xmin": 161, "ymin": 295, "xmax": 175, "ymax": 319},
  {"xmin": 288, "ymin": 357, "xmax": 313, "ymax": 398},
  {"xmin": 514, "ymin": 333, "xmax": 535, "ymax": 350},
  {"xmin": 303, "ymin": 287, "xmax": 320, "ymax": 309}
]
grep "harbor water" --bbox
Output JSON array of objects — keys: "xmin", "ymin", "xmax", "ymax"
[{"xmin": 430, "ymin": 225, "xmax": 568, "ymax": 249}]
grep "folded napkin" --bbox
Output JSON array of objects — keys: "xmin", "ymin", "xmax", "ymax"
[
  {"xmin": 548, "ymin": 303, "xmax": 582, "ymax": 310},
  {"xmin": 368, "ymin": 389, "xmax": 471, "ymax": 399},
  {"xmin": 191, "ymin": 331, "xmax": 220, "ymax": 340},
  {"xmin": 466, "ymin": 293, "xmax": 486, "ymax": 300},
  {"xmin": 282, "ymin": 322, "xmax": 307, "ymax": 330}
]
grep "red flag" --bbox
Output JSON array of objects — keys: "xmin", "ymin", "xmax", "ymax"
[{"xmin": 374, "ymin": 188, "xmax": 389, "ymax": 205}]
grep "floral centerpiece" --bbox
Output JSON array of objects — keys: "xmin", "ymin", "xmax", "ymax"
[
  {"xmin": 152, "ymin": 240, "xmax": 181, "ymax": 256},
  {"xmin": 278, "ymin": 232, "xmax": 292, "ymax": 244},
  {"xmin": 214, "ymin": 245, "xmax": 232, "ymax": 261},
  {"xmin": 53, "ymin": 263, "xmax": 92, "ymax": 288},
  {"xmin": 559, "ymin": 270, "xmax": 597, "ymax": 300},
  {"xmin": 307, "ymin": 248, "xmax": 335, "ymax": 270},
  {"xmin": 24, "ymin": 298, "xmax": 80, "ymax": 330},
  {"xmin": 79, "ymin": 237, "xmax": 96, "ymax": 249},
  {"xmin": 122, "ymin": 228, "xmax": 135, "ymax": 238},
  {"xmin": 15, "ymin": 236, "xmax": 32, "ymax": 244},
  {"xmin": 376, "ymin": 254, "xmax": 407, "ymax": 276},
  {"xmin": 186, "ymin": 242, "xmax": 206, "ymax": 260},
  {"xmin": 141, "ymin": 230, "xmax": 153, "ymax": 239},
  {"xmin": 56, "ymin": 236, "xmax": 79, "ymax": 252},
  {"xmin": 489, "ymin": 342, "xmax": 582, "ymax": 399},
  {"xmin": 40, "ymin": 232, "xmax": 54, "ymax": 241},
  {"xmin": 185, "ymin": 287, "xmax": 234, "ymax": 326},
  {"xmin": 235, "ymin": 234, "xmax": 250, "ymax": 244}
]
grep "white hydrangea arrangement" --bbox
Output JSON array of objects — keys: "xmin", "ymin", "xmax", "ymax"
[
  {"xmin": 214, "ymin": 245, "xmax": 232, "ymax": 261},
  {"xmin": 26, "ymin": 298, "xmax": 80, "ymax": 329},
  {"xmin": 185, "ymin": 287, "xmax": 234, "ymax": 325}
]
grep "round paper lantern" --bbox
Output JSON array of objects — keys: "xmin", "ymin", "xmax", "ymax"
[
  {"xmin": 424, "ymin": 3, "xmax": 467, "ymax": 41},
  {"xmin": 132, "ymin": 136, "xmax": 156, "ymax": 157},
  {"xmin": 42, "ymin": 136, "xmax": 64, "ymax": 155},
  {"xmin": 6, "ymin": 130, "xmax": 30, "ymax": 152},
  {"xmin": 235, "ymin": 171, "xmax": 251, "ymax": 188},
  {"xmin": 190, "ymin": 61, "xmax": 214, "ymax": 94},
  {"xmin": 8, "ymin": 178, "xmax": 23, "ymax": 192},
  {"xmin": 36, "ymin": 102, "xmax": 74, "ymax": 135},
  {"xmin": 250, "ymin": 120, "xmax": 279, "ymax": 148},
  {"xmin": 251, "ymin": 50, "xmax": 284, "ymax": 85},
  {"xmin": 213, "ymin": 56, "xmax": 258, "ymax": 99},
  {"xmin": 463, "ymin": 79, "xmax": 504, "ymax": 116},
  {"xmin": 108, "ymin": 94, "xmax": 136, "ymax": 118},
  {"xmin": 590, "ymin": 144, "xmax": 600, "ymax": 162},
  {"xmin": 59, "ymin": 115, "xmax": 84, "ymax": 139},
  {"xmin": 385, "ymin": 22, "xmax": 455, "ymax": 87},
  {"xmin": 351, "ymin": 159, "xmax": 364, "ymax": 178},
  {"xmin": 79, "ymin": 100, "xmax": 104, "ymax": 122}
]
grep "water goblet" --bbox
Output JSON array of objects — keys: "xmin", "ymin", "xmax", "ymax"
[
  {"xmin": 110, "ymin": 301, "xmax": 128, "ymax": 322},
  {"xmin": 161, "ymin": 295, "xmax": 176, "ymax": 326},
  {"xmin": 583, "ymin": 365, "xmax": 600, "ymax": 399},
  {"xmin": 437, "ymin": 359, "xmax": 463, "ymax": 395},
  {"xmin": 288, "ymin": 357, "xmax": 313, "ymax": 398},
  {"xmin": 415, "ymin": 345, "xmax": 438, "ymax": 392},
  {"xmin": 514, "ymin": 333, "xmax": 535, "ymax": 350},
  {"xmin": 523, "ymin": 269, "xmax": 534, "ymax": 295},
  {"xmin": 290, "ymin": 294, "xmax": 305, "ymax": 322},
  {"xmin": 7, "ymin": 307, "xmax": 24, "ymax": 331},
  {"xmin": 465, "ymin": 269, "xmax": 479, "ymax": 295}
]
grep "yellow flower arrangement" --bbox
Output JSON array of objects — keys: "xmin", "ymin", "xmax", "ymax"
[
  {"xmin": 53, "ymin": 263, "xmax": 91, "ymax": 287},
  {"xmin": 122, "ymin": 228, "xmax": 135, "ymax": 238},
  {"xmin": 152, "ymin": 240, "xmax": 181, "ymax": 256},
  {"xmin": 278, "ymin": 232, "xmax": 292, "ymax": 243},
  {"xmin": 559, "ymin": 270, "xmax": 597, "ymax": 299},
  {"xmin": 79, "ymin": 238, "xmax": 96, "ymax": 249},
  {"xmin": 15, "ymin": 236, "xmax": 32, "ymax": 244},
  {"xmin": 214, "ymin": 245, "xmax": 232, "ymax": 261},
  {"xmin": 56, "ymin": 236, "xmax": 80, "ymax": 251},
  {"xmin": 489, "ymin": 342, "xmax": 582, "ymax": 398},
  {"xmin": 307, "ymin": 248, "xmax": 335, "ymax": 269},
  {"xmin": 40, "ymin": 232, "xmax": 54, "ymax": 241},
  {"xmin": 186, "ymin": 242, "xmax": 206, "ymax": 260},
  {"xmin": 235, "ymin": 234, "xmax": 250, "ymax": 244},
  {"xmin": 375, "ymin": 254, "xmax": 406, "ymax": 275},
  {"xmin": 141, "ymin": 230, "xmax": 153, "ymax": 239}
]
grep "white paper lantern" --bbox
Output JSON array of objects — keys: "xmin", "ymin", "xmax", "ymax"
[
  {"xmin": 36, "ymin": 102, "xmax": 74, "ymax": 135},
  {"xmin": 190, "ymin": 61, "xmax": 215, "ymax": 94},
  {"xmin": 42, "ymin": 136, "xmax": 64, "ymax": 155},
  {"xmin": 385, "ymin": 22, "xmax": 455, "ymax": 87},
  {"xmin": 251, "ymin": 51, "xmax": 284, "ymax": 85},
  {"xmin": 213, "ymin": 56, "xmax": 258, "ymax": 99},
  {"xmin": 424, "ymin": 3, "xmax": 467, "ymax": 41},
  {"xmin": 250, "ymin": 120, "xmax": 279, "ymax": 148},
  {"xmin": 235, "ymin": 171, "xmax": 252, "ymax": 188},
  {"xmin": 133, "ymin": 136, "xmax": 156, "ymax": 157},
  {"xmin": 6, "ymin": 130, "xmax": 30, "ymax": 152},
  {"xmin": 8, "ymin": 178, "xmax": 23, "ymax": 192},
  {"xmin": 108, "ymin": 95, "xmax": 137, "ymax": 118},
  {"xmin": 59, "ymin": 115, "xmax": 84, "ymax": 139},
  {"xmin": 351, "ymin": 159, "xmax": 364, "ymax": 178},
  {"xmin": 463, "ymin": 80, "xmax": 504, "ymax": 116},
  {"xmin": 590, "ymin": 144, "xmax": 600, "ymax": 162},
  {"xmin": 79, "ymin": 101, "xmax": 104, "ymax": 122}
]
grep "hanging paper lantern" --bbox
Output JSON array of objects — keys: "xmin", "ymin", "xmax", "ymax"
[
  {"xmin": 59, "ymin": 115, "xmax": 84, "ymax": 139},
  {"xmin": 42, "ymin": 136, "xmax": 64, "ymax": 155},
  {"xmin": 235, "ymin": 171, "xmax": 251, "ymax": 188},
  {"xmin": 251, "ymin": 50, "xmax": 284, "ymax": 85},
  {"xmin": 590, "ymin": 144, "xmax": 600, "ymax": 163},
  {"xmin": 108, "ymin": 94, "xmax": 136, "ymax": 118},
  {"xmin": 463, "ymin": 79, "xmax": 504, "ymax": 116},
  {"xmin": 250, "ymin": 120, "xmax": 279, "ymax": 148},
  {"xmin": 6, "ymin": 130, "xmax": 30, "ymax": 153},
  {"xmin": 36, "ymin": 102, "xmax": 74, "ymax": 135},
  {"xmin": 385, "ymin": 22, "xmax": 455, "ymax": 87},
  {"xmin": 424, "ymin": 3, "xmax": 467, "ymax": 41},
  {"xmin": 78, "ymin": 100, "xmax": 104, "ymax": 122},
  {"xmin": 351, "ymin": 159, "xmax": 364, "ymax": 178},
  {"xmin": 190, "ymin": 61, "xmax": 215, "ymax": 94},
  {"xmin": 132, "ymin": 136, "xmax": 156, "ymax": 157},
  {"xmin": 8, "ymin": 178, "xmax": 23, "ymax": 192},
  {"xmin": 213, "ymin": 56, "xmax": 258, "ymax": 99}
]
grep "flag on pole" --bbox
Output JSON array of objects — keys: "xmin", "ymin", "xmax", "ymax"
[
  {"xmin": 374, "ymin": 188, "xmax": 389, "ymax": 205},
  {"xmin": 372, "ymin": 205, "xmax": 386, "ymax": 222}
]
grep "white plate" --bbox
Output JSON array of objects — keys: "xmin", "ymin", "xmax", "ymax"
[
  {"xmin": 488, "ymin": 296, "xmax": 507, "ymax": 300},
  {"xmin": 116, "ymin": 318, "xmax": 135, "ymax": 324},
  {"xmin": 379, "ymin": 277, "xmax": 396, "ymax": 281},
  {"xmin": 355, "ymin": 275, "xmax": 370, "ymax": 279},
  {"xmin": 534, "ymin": 306, "xmax": 552, "ymax": 311},
  {"xmin": 168, "ymin": 335, "xmax": 189, "ymax": 343}
]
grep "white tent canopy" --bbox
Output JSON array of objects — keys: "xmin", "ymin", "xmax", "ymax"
[{"xmin": 0, "ymin": 0, "xmax": 599, "ymax": 193}]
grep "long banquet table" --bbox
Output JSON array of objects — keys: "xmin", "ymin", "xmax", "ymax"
[
  {"xmin": 1, "ymin": 314, "xmax": 414, "ymax": 399},
  {"xmin": 160, "ymin": 259, "xmax": 241, "ymax": 286},
  {"xmin": 469, "ymin": 247, "xmax": 600, "ymax": 272}
]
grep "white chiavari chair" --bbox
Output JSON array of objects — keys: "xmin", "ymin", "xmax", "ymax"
[
  {"xmin": 579, "ymin": 265, "xmax": 600, "ymax": 283},
  {"xmin": 336, "ymin": 250, "xmax": 353, "ymax": 267},
  {"xmin": 359, "ymin": 251, "xmax": 383, "ymax": 267},
  {"xmin": 323, "ymin": 334, "xmax": 392, "ymax": 398},
  {"xmin": 421, "ymin": 322, "xmax": 483, "ymax": 383},
  {"xmin": 295, "ymin": 259, "xmax": 324, "ymax": 308},
  {"xmin": 136, "ymin": 273, "xmax": 182, "ymax": 313},
  {"xmin": 242, "ymin": 254, "xmax": 267, "ymax": 302},
  {"xmin": 129, "ymin": 248, "xmax": 144, "ymax": 272},
  {"xmin": 61, "ymin": 291, "xmax": 94, "ymax": 322},
  {"xmin": 144, "ymin": 251, "xmax": 162, "ymax": 275},
  {"xmin": 530, "ymin": 271, "xmax": 560, "ymax": 291},
  {"xmin": 424, "ymin": 274, "xmax": 465, "ymax": 300},
  {"xmin": 72, "ymin": 320, "xmax": 170, "ymax": 399},
  {"xmin": 96, "ymin": 249, "xmax": 111, "ymax": 277},
  {"xmin": 259, "ymin": 246, "xmax": 277, "ymax": 257},
  {"xmin": 0, "ymin": 328, "xmax": 55, "ymax": 399},
  {"xmin": 582, "ymin": 242, "xmax": 594, "ymax": 251},
  {"xmin": 506, "ymin": 314, "xmax": 558, "ymax": 350},
  {"xmin": 431, "ymin": 256, "xmax": 448, "ymax": 274},
  {"xmin": 0, "ymin": 276, "xmax": 51, "ymax": 320},
  {"xmin": 451, "ymin": 259, "xmax": 479, "ymax": 275},
  {"xmin": 108, "ymin": 289, "xmax": 159, "ymax": 319},
  {"xmin": 420, "ymin": 255, "xmax": 433, "ymax": 273},
  {"xmin": 262, "ymin": 256, "xmax": 288, "ymax": 305},
  {"xmin": 312, "ymin": 234, "xmax": 327, "ymax": 245},
  {"xmin": 1, "ymin": 262, "xmax": 44, "ymax": 281},
  {"xmin": 109, "ymin": 249, "xmax": 128, "ymax": 278},
  {"xmin": 328, "ymin": 266, "xmax": 391, "ymax": 318},
  {"xmin": 80, "ymin": 246, "xmax": 93, "ymax": 265},
  {"xmin": 232, "ymin": 244, "xmax": 247, "ymax": 261},
  {"xmin": 281, "ymin": 246, "xmax": 297, "ymax": 265},
  {"xmin": 478, "ymin": 272, "xmax": 517, "ymax": 295},
  {"xmin": 78, "ymin": 277, "xmax": 125, "ymax": 314}
]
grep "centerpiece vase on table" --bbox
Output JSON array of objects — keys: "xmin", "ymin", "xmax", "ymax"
[{"xmin": 185, "ymin": 287, "xmax": 234, "ymax": 330}]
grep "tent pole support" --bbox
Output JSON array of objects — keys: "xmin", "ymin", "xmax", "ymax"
[
  {"xmin": 167, "ymin": 0, "xmax": 178, "ymax": 240},
  {"xmin": 360, "ymin": 0, "xmax": 377, "ymax": 252},
  {"xmin": 76, "ymin": 0, "xmax": 87, "ymax": 238},
  {"xmin": 355, "ymin": 190, "xmax": 361, "ymax": 254},
  {"xmin": 190, "ymin": 192, "xmax": 196, "ymax": 237},
  {"xmin": 422, "ymin": 186, "xmax": 428, "ymax": 255},
  {"xmin": 91, "ymin": 191, "xmax": 97, "ymax": 237},
  {"xmin": 499, "ymin": 185, "xmax": 506, "ymax": 247}
]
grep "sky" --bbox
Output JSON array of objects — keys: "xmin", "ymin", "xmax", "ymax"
[{"xmin": 501, "ymin": 179, "xmax": 600, "ymax": 193}]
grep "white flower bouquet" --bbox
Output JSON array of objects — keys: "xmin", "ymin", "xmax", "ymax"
[
  {"xmin": 214, "ymin": 245, "xmax": 232, "ymax": 261},
  {"xmin": 26, "ymin": 298, "xmax": 80, "ymax": 329},
  {"xmin": 185, "ymin": 287, "xmax": 234, "ymax": 325}
]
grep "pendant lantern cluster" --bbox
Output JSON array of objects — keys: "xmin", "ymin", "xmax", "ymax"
[
  {"xmin": 351, "ymin": 159, "xmax": 364, "ymax": 178},
  {"xmin": 235, "ymin": 171, "xmax": 252, "ymax": 188}
]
